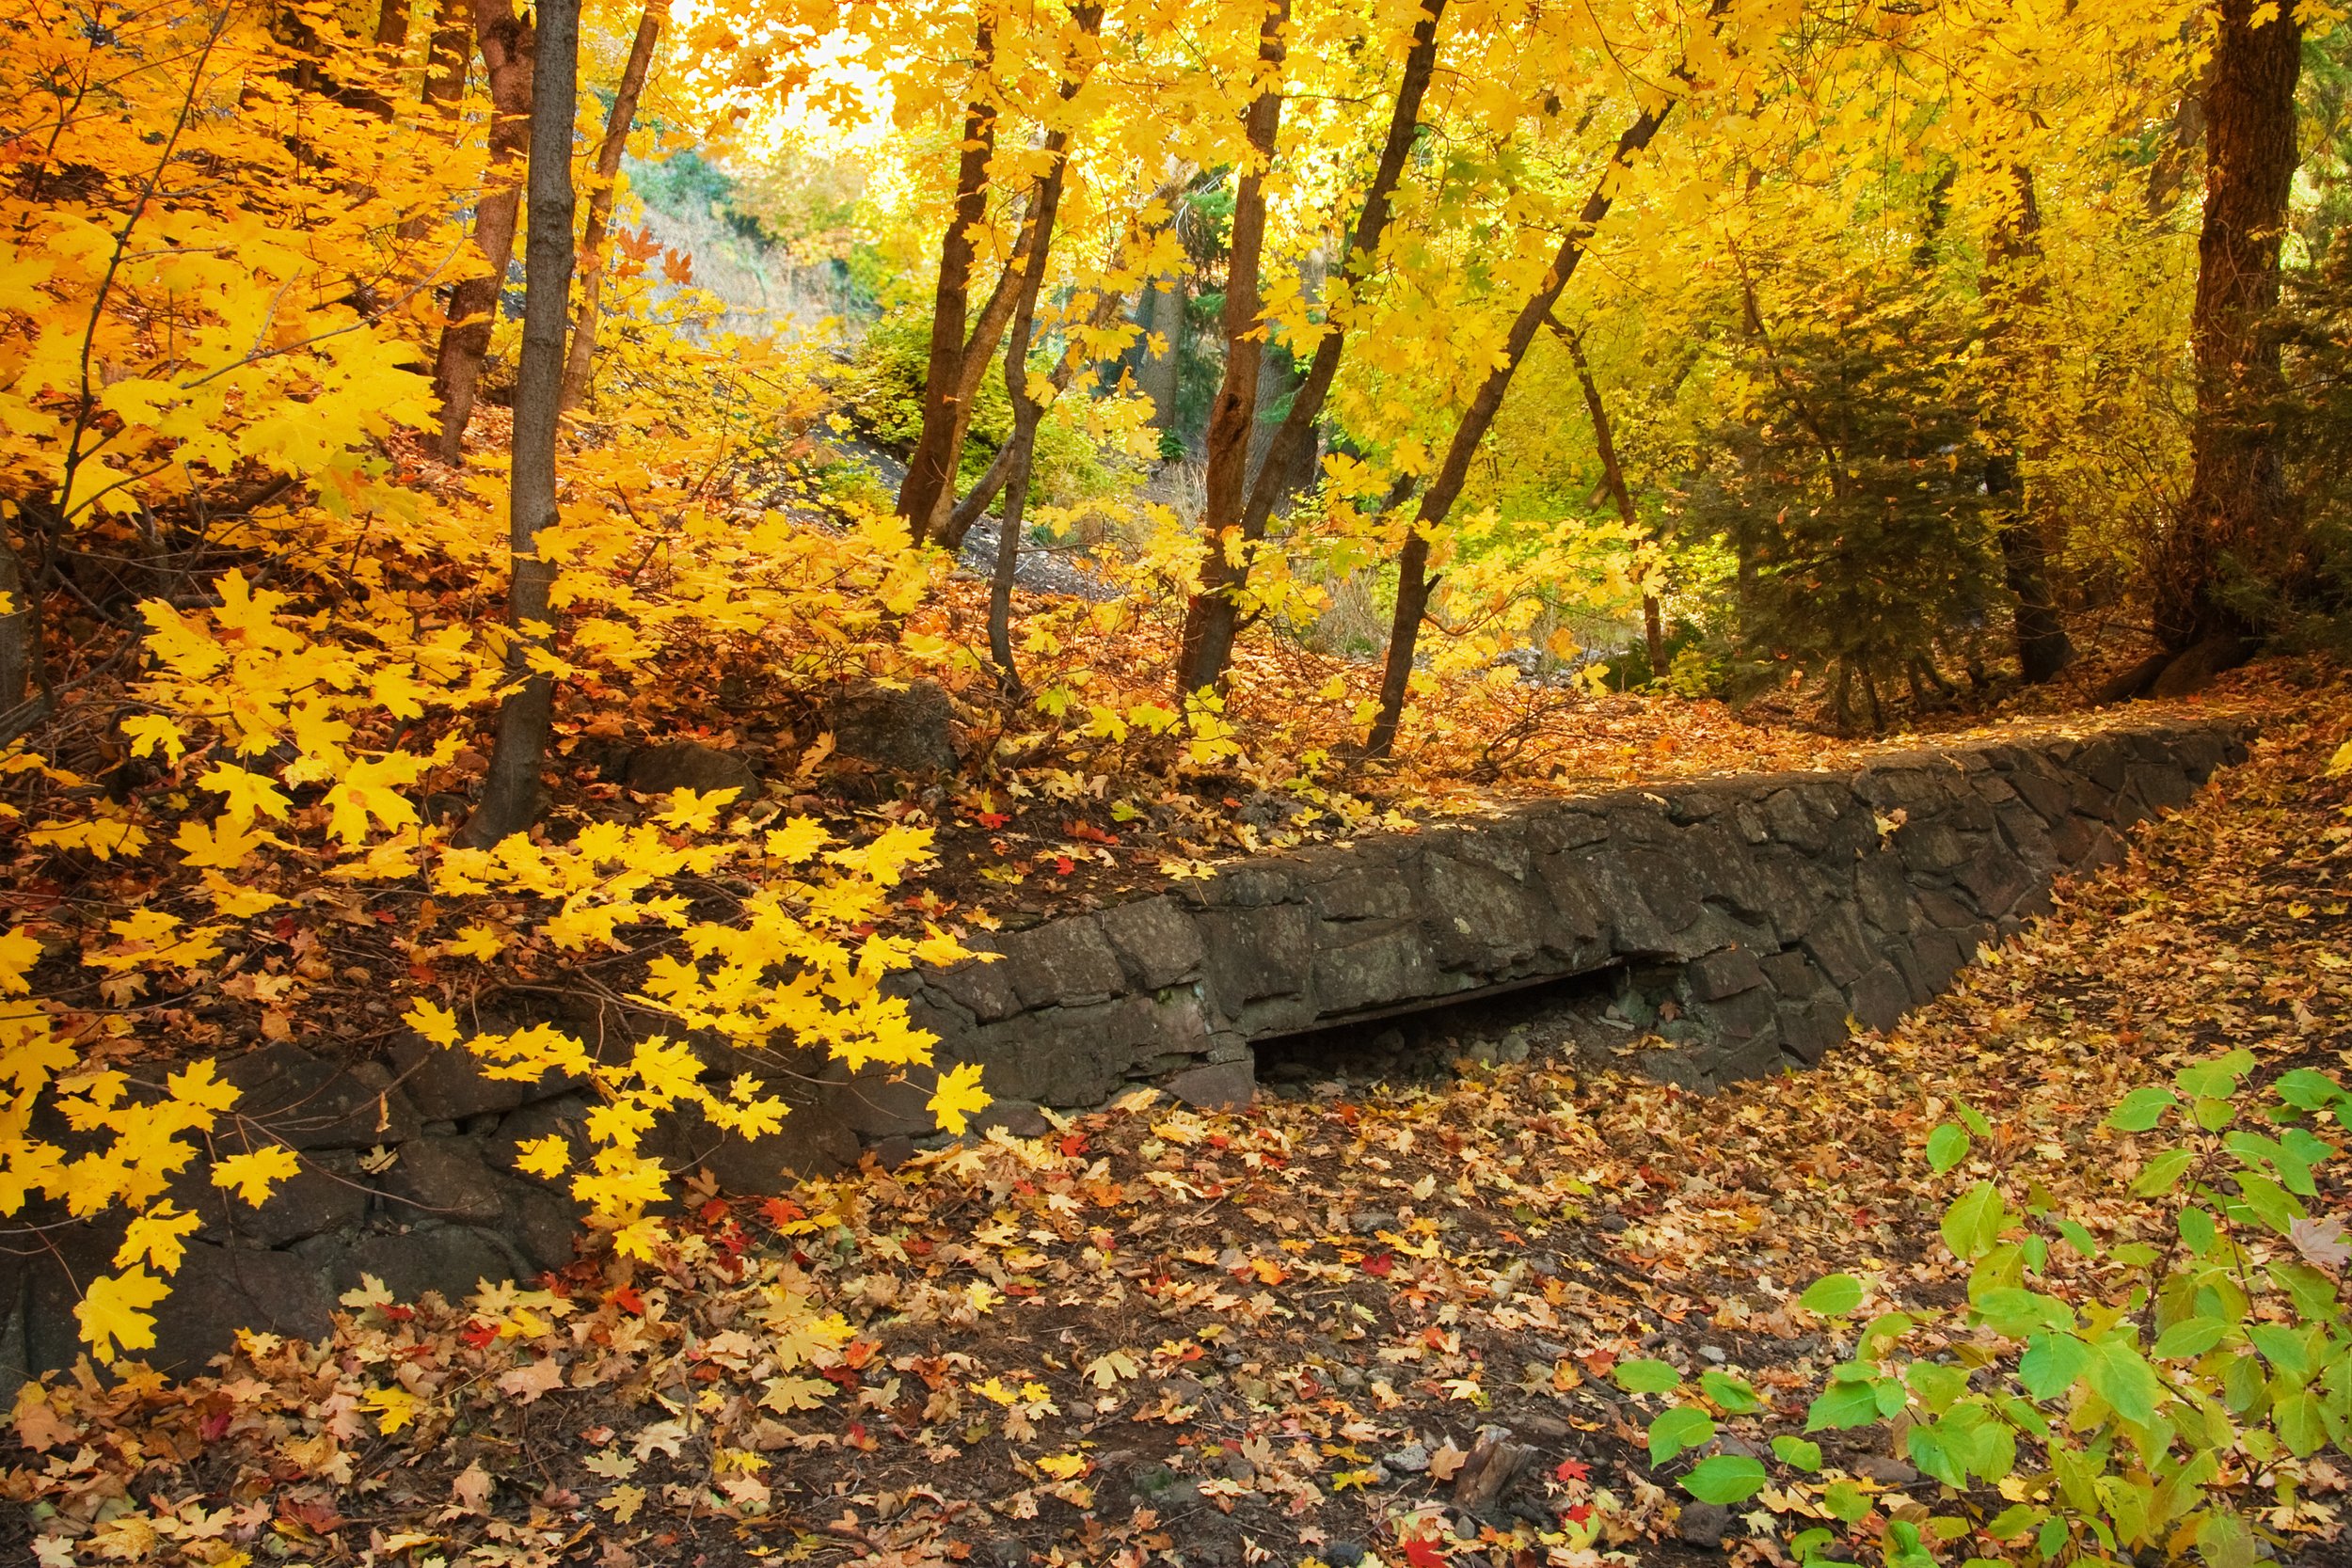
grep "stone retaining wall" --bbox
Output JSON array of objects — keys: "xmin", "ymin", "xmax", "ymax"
[{"xmin": 0, "ymin": 717, "xmax": 2245, "ymax": 1393}]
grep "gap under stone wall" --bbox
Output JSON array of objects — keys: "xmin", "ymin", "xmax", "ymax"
[{"xmin": 0, "ymin": 717, "xmax": 2247, "ymax": 1394}]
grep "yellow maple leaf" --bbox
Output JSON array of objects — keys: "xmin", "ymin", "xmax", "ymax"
[
  {"xmin": 0, "ymin": 926, "xmax": 40, "ymax": 993},
  {"xmin": 172, "ymin": 815, "xmax": 281, "ymax": 870},
  {"xmin": 1037, "ymin": 1452, "xmax": 1089, "ymax": 1481},
  {"xmin": 212, "ymin": 1145, "xmax": 301, "ymax": 1207},
  {"xmin": 325, "ymin": 754, "xmax": 424, "ymax": 845},
  {"xmin": 927, "ymin": 1062, "xmax": 992, "ymax": 1136},
  {"xmin": 76, "ymin": 1266, "xmax": 169, "ymax": 1364},
  {"xmin": 200, "ymin": 870, "xmax": 284, "ymax": 916},
  {"xmin": 655, "ymin": 785, "xmax": 739, "ymax": 832},
  {"xmin": 114, "ymin": 1203, "xmax": 199, "ymax": 1275},
  {"xmin": 404, "ymin": 997, "xmax": 461, "ymax": 1047},
  {"xmin": 362, "ymin": 1386, "xmax": 422, "ymax": 1433},
  {"xmin": 199, "ymin": 762, "xmax": 292, "ymax": 823},
  {"xmin": 513, "ymin": 1134, "xmax": 571, "ymax": 1180},
  {"xmin": 447, "ymin": 923, "xmax": 506, "ymax": 960},
  {"xmin": 764, "ymin": 816, "xmax": 830, "ymax": 863}
]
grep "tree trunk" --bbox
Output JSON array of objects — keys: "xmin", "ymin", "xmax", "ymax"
[
  {"xmin": 1988, "ymin": 453, "xmax": 2074, "ymax": 682},
  {"xmin": 980, "ymin": 5, "xmax": 1102, "ymax": 679},
  {"xmin": 898, "ymin": 10, "xmax": 1000, "ymax": 546},
  {"xmin": 0, "ymin": 523, "xmax": 40, "ymax": 727},
  {"xmin": 1134, "ymin": 276, "xmax": 1185, "ymax": 438},
  {"xmin": 1170, "ymin": 0, "xmax": 1290, "ymax": 696},
  {"xmin": 421, "ymin": 0, "xmax": 469, "ymax": 108},
  {"xmin": 942, "ymin": 280, "xmax": 1136, "ymax": 551},
  {"xmin": 559, "ymin": 2, "xmax": 664, "ymax": 412},
  {"xmin": 1983, "ymin": 165, "xmax": 2074, "ymax": 684},
  {"xmin": 1364, "ymin": 94, "xmax": 1680, "ymax": 758},
  {"xmin": 1177, "ymin": 0, "xmax": 1438, "ymax": 696},
  {"xmin": 431, "ymin": 0, "xmax": 534, "ymax": 465},
  {"xmin": 2149, "ymin": 0, "xmax": 2300, "ymax": 682},
  {"xmin": 1552, "ymin": 314, "xmax": 1665, "ymax": 674},
  {"xmin": 458, "ymin": 0, "xmax": 578, "ymax": 848}
]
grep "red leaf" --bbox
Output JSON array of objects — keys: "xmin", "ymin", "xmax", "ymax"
[
  {"xmin": 1565, "ymin": 1502, "xmax": 1594, "ymax": 1525},
  {"xmin": 761, "ymin": 1196, "xmax": 806, "ymax": 1226},
  {"xmin": 975, "ymin": 811, "xmax": 1009, "ymax": 830},
  {"xmin": 1058, "ymin": 1133, "xmax": 1089, "ymax": 1157},
  {"xmin": 610, "ymin": 1286, "xmax": 645, "ymax": 1315},
  {"xmin": 1403, "ymin": 1529, "xmax": 1449, "ymax": 1568},
  {"xmin": 1054, "ymin": 856, "xmax": 1075, "ymax": 875},
  {"xmin": 1362, "ymin": 1253, "xmax": 1394, "ymax": 1277},
  {"xmin": 1554, "ymin": 1458, "xmax": 1590, "ymax": 1484},
  {"xmin": 459, "ymin": 1321, "xmax": 499, "ymax": 1349}
]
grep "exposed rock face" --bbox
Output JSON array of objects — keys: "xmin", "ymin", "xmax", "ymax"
[
  {"xmin": 619, "ymin": 741, "xmax": 760, "ymax": 800},
  {"xmin": 0, "ymin": 718, "xmax": 2243, "ymax": 1395},
  {"xmin": 825, "ymin": 680, "xmax": 960, "ymax": 774}
]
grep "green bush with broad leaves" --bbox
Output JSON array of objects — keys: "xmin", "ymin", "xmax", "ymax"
[{"xmin": 1627, "ymin": 1052, "xmax": 2351, "ymax": 1566}]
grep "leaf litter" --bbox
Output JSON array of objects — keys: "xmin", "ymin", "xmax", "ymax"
[{"xmin": 6, "ymin": 673, "xmax": 2350, "ymax": 1567}]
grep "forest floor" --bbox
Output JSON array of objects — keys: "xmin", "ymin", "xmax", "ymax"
[{"xmin": 8, "ymin": 667, "xmax": 2350, "ymax": 1566}]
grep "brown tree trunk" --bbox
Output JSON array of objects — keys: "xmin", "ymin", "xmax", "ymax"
[
  {"xmin": 1172, "ymin": 0, "xmax": 1289, "ymax": 696},
  {"xmin": 459, "ymin": 0, "xmax": 578, "ymax": 847},
  {"xmin": 980, "ymin": 5, "xmax": 1103, "ymax": 680},
  {"xmin": 431, "ymin": 0, "xmax": 534, "ymax": 465},
  {"xmin": 898, "ymin": 10, "xmax": 1000, "ymax": 546},
  {"xmin": 560, "ymin": 2, "xmax": 664, "ymax": 412},
  {"xmin": 942, "ymin": 279, "xmax": 1136, "ymax": 551},
  {"xmin": 1365, "ymin": 95, "xmax": 1680, "ymax": 759},
  {"xmin": 1176, "ymin": 0, "xmax": 1439, "ymax": 696},
  {"xmin": 1134, "ymin": 275, "xmax": 1185, "ymax": 438},
  {"xmin": 2148, "ymin": 0, "xmax": 2300, "ymax": 685},
  {"xmin": 1550, "ymin": 314, "xmax": 1664, "ymax": 674},
  {"xmin": 1983, "ymin": 165, "xmax": 2074, "ymax": 684},
  {"xmin": 0, "ymin": 525, "xmax": 40, "ymax": 728},
  {"xmin": 421, "ymin": 0, "xmax": 469, "ymax": 108}
]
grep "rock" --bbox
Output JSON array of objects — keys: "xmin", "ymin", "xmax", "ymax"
[
  {"xmin": 388, "ymin": 1037, "xmax": 585, "ymax": 1122},
  {"xmin": 1850, "ymin": 1456, "xmax": 1918, "ymax": 1485},
  {"xmin": 622, "ymin": 742, "xmax": 758, "ymax": 800},
  {"xmin": 1677, "ymin": 1501, "xmax": 1731, "ymax": 1548},
  {"xmin": 221, "ymin": 1044, "xmax": 421, "ymax": 1149},
  {"xmin": 826, "ymin": 680, "xmax": 960, "ymax": 774},
  {"xmin": 1324, "ymin": 1544, "xmax": 1366, "ymax": 1567},
  {"xmin": 1167, "ymin": 1059, "xmax": 1254, "ymax": 1110},
  {"xmin": 1384, "ymin": 1443, "xmax": 1432, "ymax": 1475},
  {"xmin": 1094, "ymin": 897, "xmax": 1207, "ymax": 990},
  {"xmin": 316, "ymin": 1226, "xmax": 520, "ymax": 1307},
  {"xmin": 143, "ymin": 1242, "xmax": 335, "ymax": 1374},
  {"xmin": 1688, "ymin": 946, "xmax": 1768, "ymax": 1002},
  {"xmin": 993, "ymin": 918, "xmax": 1129, "ymax": 1010},
  {"xmin": 177, "ymin": 1152, "xmax": 366, "ymax": 1247},
  {"xmin": 374, "ymin": 1138, "xmax": 507, "ymax": 1226}
]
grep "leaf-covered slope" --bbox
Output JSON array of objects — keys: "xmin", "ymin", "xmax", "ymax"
[{"xmin": 8, "ymin": 676, "xmax": 2348, "ymax": 1564}]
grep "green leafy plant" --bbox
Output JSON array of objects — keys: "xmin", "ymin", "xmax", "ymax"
[{"xmin": 1645, "ymin": 1053, "xmax": 2352, "ymax": 1565}]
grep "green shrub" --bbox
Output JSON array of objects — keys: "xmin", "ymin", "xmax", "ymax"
[{"xmin": 1643, "ymin": 1053, "xmax": 2352, "ymax": 1566}]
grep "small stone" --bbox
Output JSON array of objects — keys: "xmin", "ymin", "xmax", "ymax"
[
  {"xmin": 1224, "ymin": 1454, "xmax": 1257, "ymax": 1483},
  {"xmin": 1698, "ymin": 1344, "xmax": 1727, "ymax": 1364},
  {"xmin": 1352, "ymin": 1210, "xmax": 1397, "ymax": 1235},
  {"xmin": 988, "ymin": 1538, "xmax": 1029, "ymax": 1567},
  {"xmin": 623, "ymin": 742, "xmax": 758, "ymax": 800},
  {"xmin": 1850, "ymin": 1456, "xmax": 1917, "ymax": 1485},
  {"xmin": 1384, "ymin": 1443, "xmax": 1431, "ymax": 1475},
  {"xmin": 1325, "ymin": 1546, "xmax": 1366, "ymax": 1568},
  {"xmin": 1677, "ymin": 1501, "xmax": 1731, "ymax": 1548}
]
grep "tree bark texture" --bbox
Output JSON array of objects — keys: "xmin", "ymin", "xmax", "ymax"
[
  {"xmin": 898, "ymin": 10, "xmax": 1000, "ymax": 546},
  {"xmin": 1176, "ymin": 0, "xmax": 1439, "ymax": 696},
  {"xmin": 2150, "ymin": 0, "xmax": 2300, "ymax": 667},
  {"xmin": 431, "ymin": 0, "xmax": 534, "ymax": 464},
  {"xmin": 1171, "ymin": 0, "xmax": 1291, "ymax": 695},
  {"xmin": 560, "ymin": 2, "xmax": 664, "ymax": 411},
  {"xmin": 1553, "ymin": 315, "xmax": 1665, "ymax": 674},
  {"xmin": 460, "ymin": 0, "xmax": 578, "ymax": 847},
  {"xmin": 981, "ymin": 5, "xmax": 1102, "ymax": 679},
  {"xmin": 1365, "ymin": 94, "xmax": 1679, "ymax": 758},
  {"xmin": 1983, "ymin": 164, "xmax": 2075, "ymax": 684}
]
